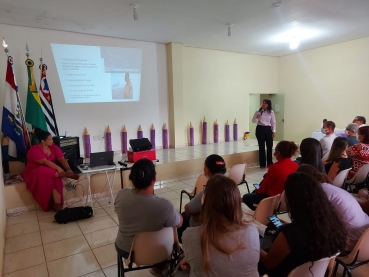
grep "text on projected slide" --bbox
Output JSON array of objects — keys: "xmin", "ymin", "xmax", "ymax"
[{"xmin": 51, "ymin": 44, "xmax": 142, "ymax": 103}]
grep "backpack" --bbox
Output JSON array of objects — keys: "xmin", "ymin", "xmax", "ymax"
[{"xmin": 54, "ymin": 206, "xmax": 93, "ymax": 224}]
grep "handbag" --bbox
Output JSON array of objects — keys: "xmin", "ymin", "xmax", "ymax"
[{"xmin": 54, "ymin": 206, "xmax": 93, "ymax": 224}]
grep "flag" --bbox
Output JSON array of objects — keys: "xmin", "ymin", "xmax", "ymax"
[
  {"xmin": 39, "ymin": 64, "xmax": 59, "ymax": 136},
  {"xmin": 25, "ymin": 58, "xmax": 47, "ymax": 132},
  {"xmin": 1, "ymin": 56, "xmax": 27, "ymax": 158}
]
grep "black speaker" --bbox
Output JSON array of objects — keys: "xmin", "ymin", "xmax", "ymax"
[{"xmin": 129, "ymin": 138, "xmax": 152, "ymax": 152}]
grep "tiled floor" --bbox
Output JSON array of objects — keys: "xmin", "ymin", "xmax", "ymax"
[{"xmin": 3, "ymin": 164, "xmax": 369, "ymax": 276}]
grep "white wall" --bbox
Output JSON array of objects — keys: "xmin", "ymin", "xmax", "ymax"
[
  {"xmin": 0, "ymin": 146, "xmax": 6, "ymax": 275},
  {"xmin": 0, "ymin": 24, "xmax": 169, "ymax": 155},
  {"xmin": 279, "ymin": 36, "xmax": 369, "ymax": 143}
]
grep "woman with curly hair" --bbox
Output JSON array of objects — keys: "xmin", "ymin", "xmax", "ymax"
[
  {"xmin": 259, "ymin": 172, "xmax": 347, "ymax": 277},
  {"xmin": 181, "ymin": 175, "xmax": 260, "ymax": 277}
]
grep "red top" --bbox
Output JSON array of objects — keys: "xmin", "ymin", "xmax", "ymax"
[{"xmin": 256, "ymin": 158, "xmax": 299, "ymax": 196}]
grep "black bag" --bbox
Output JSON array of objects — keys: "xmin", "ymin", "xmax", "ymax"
[{"xmin": 54, "ymin": 206, "xmax": 93, "ymax": 224}]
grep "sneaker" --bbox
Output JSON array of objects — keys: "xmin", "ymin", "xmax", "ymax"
[{"xmin": 149, "ymin": 268, "xmax": 164, "ymax": 277}]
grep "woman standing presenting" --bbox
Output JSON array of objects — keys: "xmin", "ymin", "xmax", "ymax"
[{"xmin": 252, "ymin": 99, "xmax": 276, "ymax": 168}]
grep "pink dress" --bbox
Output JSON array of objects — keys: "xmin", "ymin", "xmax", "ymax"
[
  {"xmin": 21, "ymin": 144, "xmax": 64, "ymax": 211},
  {"xmin": 347, "ymin": 143, "xmax": 369, "ymax": 179}
]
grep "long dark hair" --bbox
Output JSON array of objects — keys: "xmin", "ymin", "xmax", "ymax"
[
  {"xmin": 327, "ymin": 137, "xmax": 348, "ymax": 163},
  {"xmin": 299, "ymin": 138, "xmax": 325, "ymax": 173},
  {"xmin": 275, "ymin": 141, "xmax": 298, "ymax": 158},
  {"xmin": 205, "ymin": 154, "xmax": 227, "ymax": 175},
  {"xmin": 34, "ymin": 128, "xmax": 51, "ymax": 142},
  {"xmin": 284, "ymin": 173, "xmax": 346, "ymax": 261},
  {"xmin": 129, "ymin": 158, "xmax": 156, "ymax": 189},
  {"xmin": 200, "ymin": 175, "xmax": 246, "ymax": 273},
  {"xmin": 358, "ymin": 126, "xmax": 369, "ymax": 144},
  {"xmin": 258, "ymin": 99, "xmax": 272, "ymax": 113},
  {"xmin": 297, "ymin": 164, "xmax": 331, "ymax": 184}
]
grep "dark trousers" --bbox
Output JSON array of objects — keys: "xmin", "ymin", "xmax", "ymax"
[
  {"xmin": 256, "ymin": 125, "xmax": 273, "ymax": 167},
  {"xmin": 242, "ymin": 191, "xmax": 269, "ymax": 210},
  {"xmin": 177, "ymin": 213, "xmax": 191, "ymax": 243}
]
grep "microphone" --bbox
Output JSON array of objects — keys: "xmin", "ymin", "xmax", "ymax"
[{"xmin": 260, "ymin": 109, "xmax": 264, "ymax": 115}]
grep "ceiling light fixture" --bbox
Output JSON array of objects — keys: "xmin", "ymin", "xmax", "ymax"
[
  {"xmin": 289, "ymin": 37, "xmax": 300, "ymax": 49},
  {"xmin": 227, "ymin": 23, "xmax": 233, "ymax": 37},
  {"xmin": 131, "ymin": 4, "xmax": 139, "ymax": 20},
  {"xmin": 272, "ymin": 1, "xmax": 282, "ymax": 8}
]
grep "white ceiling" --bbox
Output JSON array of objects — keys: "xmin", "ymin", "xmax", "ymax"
[{"xmin": 1, "ymin": 0, "xmax": 369, "ymax": 56}]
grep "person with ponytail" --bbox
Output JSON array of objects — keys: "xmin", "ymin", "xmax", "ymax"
[
  {"xmin": 242, "ymin": 141, "xmax": 299, "ymax": 210},
  {"xmin": 114, "ymin": 158, "xmax": 183, "ymax": 276},
  {"xmin": 181, "ymin": 175, "xmax": 260, "ymax": 277},
  {"xmin": 21, "ymin": 128, "xmax": 79, "ymax": 212}
]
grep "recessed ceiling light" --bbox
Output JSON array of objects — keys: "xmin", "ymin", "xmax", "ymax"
[
  {"xmin": 227, "ymin": 23, "xmax": 233, "ymax": 37},
  {"xmin": 289, "ymin": 37, "xmax": 300, "ymax": 49},
  {"xmin": 131, "ymin": 4, "xmax": 139, "ymax": 20},
  {"xmin": 272, "ymin": 1, "xmax": 282, "ymax": 8}
]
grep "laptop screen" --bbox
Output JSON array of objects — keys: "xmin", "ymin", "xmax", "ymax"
[{"xmin": 89, "ymin": 151, "xmax": 114, "ymax": 167}]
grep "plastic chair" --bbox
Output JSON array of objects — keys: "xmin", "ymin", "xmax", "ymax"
[
  {"xmin": 288, "ymin": 255, "xmax": 337, "ymax": 277},
  {"xmin": 179, "ymin": 174, "xmax": 207, "ymax": 213},
  {"xmin": 244, "ymin": 194, "xmax": 280, "ymax": 225},
  {"xmin": 228, "ymin": 163, "xmax": 249, "ymax": 193},
  {"xmin": 332, "ymin": 168, "xmax": 351, "ymax": 188},
  {"xmin": 275, "ymin": 191, "xmax": 288, "ymax": 214},
  {"xmin": 333, "ymin": 228, "xmax": 369, "ymax": 277},
  {"xmin": 117, "ymin": 227, "xmax": 180, "ymax": 277},
  {"xmin": 343, "ymin": 164, "xmax": 369, "ymax": 192}
]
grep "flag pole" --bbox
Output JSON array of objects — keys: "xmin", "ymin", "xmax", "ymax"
[
  {"xmin": 39, "ymin": 52, "xmax": 59, "ymax": 136},
  {"xmin": 2, "ymin": 38, "xmax": 31, "ymax": 147}
]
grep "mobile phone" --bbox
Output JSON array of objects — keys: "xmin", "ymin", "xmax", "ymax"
[
  {"xmin": 253, "ymin": 183, "xmax": 260, "ymax": 189},
  {"xmin": 268, "ymin": 215, "xmax": 283, "ymax": 229}
]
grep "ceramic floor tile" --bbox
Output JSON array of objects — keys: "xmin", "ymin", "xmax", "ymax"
[
  {"xmin": 96, "ymin": 198, "xmax": 114, "ymax": 207},
  {"xmin": 6, "ymin": 211, "xmax": 37, "ymax": 226},
  {"xmin": 5, "ymin": 232, "xmax": 42, "ymax": 254},
  {"xmin": 110, "ymin": 213, "xmax": 119, "ymax": 225},
  {"xmin": 7, "ymin": 263, "xmax": 48, "ymax": 277},
  {"xmin": 41, "ymin": 222, "xmax": 82, "ymax": 244},
  {"xmin": 36, "ymin": 210, "xmax": 56, "ymax": 219},
  {"xmin": 92, "ymin": 244, "xmax": 117, "ymax": 269},
  {"xmin": 102, "ymin": 206, "xmax": 116, "ymax": 215},
  {"xmin": 84, "ymin": 226, "xmax": 119, "ymax": 249},
  {"xmin": 38, "ymin": 216, "xmax": 59, "ymax": 231},
  {"xmin": 43, "ymin": 235, "xmax": 90, "ymax": 262},
  {"xmin": 6, "ymin": 220, "xmax": 39, "ymax": 238},
  {"xmin": 157, "ymin": 191, "xmax": 180, "ymax": 200},
  {"xmin": 92, "ymin": 207, "xmax": 108, "ymax": 218},
  {"xmin": 165, "ymin": 181, "xmax": 192, "ymax": 190},
  {"xmin": 80, "ymin": 270, "xmax": 106, "ymax": 277},
  {"xmin": 153, "ymin": 186, "xmax": 171, "ymax": 194},
  {"xmin": 3, "ymin": 246, "xmax": 45, "ymax": 274},
  {"xmin": 77, "ymin": 215, "xmax": 117, "ymax": 234},
  {"xmin": 47, "ymin": 250, "xmax": 101, "ymax": 277}
]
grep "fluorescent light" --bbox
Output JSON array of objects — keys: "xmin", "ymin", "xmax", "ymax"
[{"xmin": 289, "ymin": 37, "xmax": 300, "ymax": 49}]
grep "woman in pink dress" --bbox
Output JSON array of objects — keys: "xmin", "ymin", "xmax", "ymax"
[
  {"xmin": 346, "ymin": 126, "xmax": 369, "ymax": 182},
  {"xmin": 21, "ymin": 128, "xmax": 79, "ymax": 211}
]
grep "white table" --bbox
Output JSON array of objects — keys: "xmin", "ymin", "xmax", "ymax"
[
  {"xmin": 311, "ymin": 128, "xmax": 347, "ymax": 141},
  {"xmin": 77, "ymin": 164, "xmax": 121, "ymax": 207}
]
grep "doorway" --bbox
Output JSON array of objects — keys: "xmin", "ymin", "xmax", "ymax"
[{"xmin": 248, "ymin": 94, "xmax": 285, "ymax": 141}]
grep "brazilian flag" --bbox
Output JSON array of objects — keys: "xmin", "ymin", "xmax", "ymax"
[{"xmin": 25, "ymin": 58, "xmax": 47, "ymax": 139}]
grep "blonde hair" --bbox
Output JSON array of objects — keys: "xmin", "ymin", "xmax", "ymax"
[{"xmin": 200, "ymin": 174, "xmax": 247, "ymax": 273}]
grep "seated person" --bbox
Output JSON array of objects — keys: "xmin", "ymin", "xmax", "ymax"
[
  {"xmin": 345, "ymin": 123, "xmax": 359, "ymax": 146},
  {"xmin": 177, "ymin": 155, "xmax": 226, "ymax": 241},
  {"xmin": 319, "ymin": 120, "xmax": 337, "ymax": 156},
  {"xmin": 242, "ymin": 141, "xmax": 299, "ymax": 210},
  {"xmin": 181, "ymin": 175, "xmax": 260, "ymax": 277},
  {"xmin": 296, "ymin": 138, "xmax": 325, "ymax": 173},
  {"xmin": 323, "ymin": 137, "xmax": 352, "ymax": 181},
  {"xmin": 188, "ymin": 173, "xmax": 208, "ymax": 197},
  {"xmin": 21, "ymin": 128, "xmax": 79, "ymax": 212},
  {"xmin": 353, "ymin": 116, "xmax": 366, "ymax": 128},
  {"xmin": 259, "ymin": 172, "xmax": 346, "ymax": 277},
  {"xmin": 298, "ymin": 165, "xmax": 369, "ymax": 252},
  {"xmin": 114, "ymin": 158, "xmax": 183, "ymax": 276},
  {"xmin": 346, "ymin": 126, "xmax": 369, "ymax": 182}
]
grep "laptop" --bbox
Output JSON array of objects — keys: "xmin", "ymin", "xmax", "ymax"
[{"xmin": 89, "ymin": 151, "xmax": 115, "ymax": 167}]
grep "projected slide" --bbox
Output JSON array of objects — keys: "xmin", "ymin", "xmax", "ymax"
[{"xmin": 51, "ymin": 44, "xmax": 142, "ymax": 103}]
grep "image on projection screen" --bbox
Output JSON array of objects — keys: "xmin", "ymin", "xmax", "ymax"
[{"xmin": 51, "ymin": 44, "xmax": 142, "ymax": 103}]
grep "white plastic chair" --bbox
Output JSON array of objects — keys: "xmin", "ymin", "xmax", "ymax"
[
  {"xmin": 332, "ymin": 168, "xmax": 351, "ymax": 188},
  {"xmin": 344, "ymin": 164, "xmax": 369, "ymax": 192},
  {"xmin": 288, "ymin": 255, "xmax": 338, "ymax": 277},
  {"xmin": 244, "ymin": 194, "xmax": 280, "ymax": 225},
  {"xmin": 118, "ymin": 227, "xmax": 179, "ymax": 277},
  {"xmin": 228, "ymin": 163, "xmax": 249, "ymax": 193},
  {"xmin": 275, "ymin": 191, "xmax": 288, "ymax": 214},
  {"xmin": 179, "ymin": 174, "xmax": 207, "ymax": 213},
  {"xmin": 333, "ymin": 228, "xmax": 369, "ymax": 277}
]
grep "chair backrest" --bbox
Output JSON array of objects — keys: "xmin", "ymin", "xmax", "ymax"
[
  {"xmin": 342, "ymin": 227, "xmax": 369, "ymax": 263},
  {"xmin": 276, "ymin": 191, "xmax": 288, "ymax": 214},
  {"xmin": 350, "ymin": 164, "xmax": 369, "ymax": 184},
  {"xmin": 229, "ymin": 164, "xmax": 246, "ymax": 184},
  {"xmin": 254, "ymin": 194, "xmax": 280, "ymax": 225},
  {"xmin": 194, "ymin": 174, "xmax": 208, "ymax": 195},
  {"xmin": 332, "ymin": 168, "xmax": 351, "ymax": 188},
  {"xmin": 287, "ymin": 255, "xmax": 336, "ymax": 277},
  {"xmin": 125, "ymin": 227, "xmax": 176, "ymax": 267}
]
